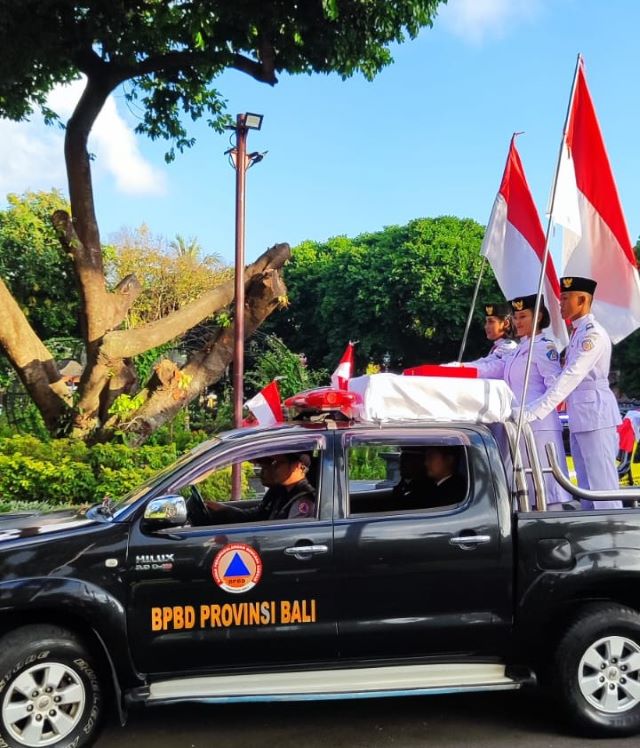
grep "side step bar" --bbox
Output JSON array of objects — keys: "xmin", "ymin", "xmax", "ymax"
[{"xmin": 146, "ymin": 662, "xmax": 524, "ymax": 704}]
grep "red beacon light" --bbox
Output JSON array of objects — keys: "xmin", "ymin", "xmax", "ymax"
[{"xmin": 285, "ymin": 387, "xmax": 361, "ymax": 419}]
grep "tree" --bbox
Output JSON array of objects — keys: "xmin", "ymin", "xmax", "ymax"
[
  {"xmin": 105, "ymin": 225, "xmax": 232, "ymax": 327},
  {"xmin": 267, "ymin": 217, "xmax": 501, "ymax": 371},
  {"xmin": 0, "ymin": 191, "xmax": 80, "ymax": 340},
  {"xmin": 0, "ymin": 0, "xmax": 444, "ymax": 442}
]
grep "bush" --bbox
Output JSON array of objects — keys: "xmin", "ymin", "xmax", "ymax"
[
  {"xmin": 198, "ymin": 463, "xmax": 254, "ymax": 502},
  {"xmin": 0, "ymin": 435, "xmax": 180, "ymax": 506}
]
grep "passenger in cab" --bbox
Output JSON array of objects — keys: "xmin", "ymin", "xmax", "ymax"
[
  {"xmin": 392, "ymin": 447, "xmax": 434, "ymax": 509},
  {"xmin": 474, "ymin": 294, "xmax": 572, "ymax": 508},
  {"xmin": 204, "ymin": 453, "xmax": 316, "ymax": 522},
  {"xmin": 423, "ymin": 446, "xmax": 467, "ymax": 507}
]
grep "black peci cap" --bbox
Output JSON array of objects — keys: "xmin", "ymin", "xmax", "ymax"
[
  {"xmin": 560, "ymin": 276, "xmax": 597, "ymax": 294},
  {"xmin": 484, "ymin": 302, "xmax": 511, "ymax": 317},
  {"xmin": 510, "ymin": 294, "xmax": 544, "ymax": 312}
]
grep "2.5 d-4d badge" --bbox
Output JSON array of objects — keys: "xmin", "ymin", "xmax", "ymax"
[{"xmin": 212, "ymin": 543, "xmax": 263, "ymax": 594}]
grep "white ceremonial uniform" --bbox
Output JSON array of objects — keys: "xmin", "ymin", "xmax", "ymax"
[
  {"xmin": 527, "ymin": 313, "xmax": 622, "ymax": 510},
  {"xmin": 468, "ymin": 337, "xmax": 517, "ymax": 367},
  {"xmin": 475, "ymin": 334, "xmax": 571, "ymax": 506}
]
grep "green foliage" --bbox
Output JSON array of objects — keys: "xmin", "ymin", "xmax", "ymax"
[
  {"xmin": 0, "ymin": 191, "xmax": 80, "ymax": 339},
  {"xmin": 108, "ymin": 392, "xmax": 147, "ymax": 418},
  {"xmin": 105, "ymin": 225, "xmax": 232, "ymax": 327},
  {"xmin": 0, "ymin": 1, "xmax": 444, "ymax": 160},
  {"xmin": 207, "ymin": 335, "xmax": 328, "ymax": 433},
  {"xmin": 348, "ymin": 446, "xmax": 393, "ymax": 480},
  {"xmin": 208, "ymin": 384, "xmax": 235, "ymax": 434},
  {"xmin": 266, "ymin": 217, "xmax": 501, "ymax": 370},
  {"xmin": 245, "ymin": 335, "xmax": 327, "ymax": 400},
  {"xmin": 132, "ymin": 343, "xmax": 175, "ymax": 385},
  {"xmin": 0, "ymin": 435, "xmax": 177, "ymax": 505},
  {"xmin": 198, "ymin": 463, "xmax": 254, "ymax": 502},
  {"xmin": 145, "ymin": 408, "xmax": 210, "ymax": 453}
]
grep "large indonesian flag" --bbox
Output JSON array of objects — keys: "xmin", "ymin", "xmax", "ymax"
[
  {"xmin": 481, "ymin": 135, "xmax": 568, "ymax": 346},
  {"xmin": 244, "ymin": 380, "xmax": 283, "ymax": 427},
  {"xmin": 331, "ymin": 342, "xmax": 355, "ymax": 390},
  {"xmin": 551, "ymin": 58, "xmax": 640, "ymax": 343}
]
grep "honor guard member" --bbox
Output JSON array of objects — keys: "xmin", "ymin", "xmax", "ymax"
[
  {"xmin": 470, "ymin": 302, "xmax": 517, "ymax": 365},
  {"xmin": 524, "ymin": 277, "xmax": 622, "ymax": 510},
  {"xmin": 446, "ymin": 302, "xmax": 515, "ymax": 369},
  {"xmin": 474, "ymin": 294, "xmax": 571, "ymax": 508}
]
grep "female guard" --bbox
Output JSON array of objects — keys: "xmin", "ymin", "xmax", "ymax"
[
  {"xmin": 474, "ymin": 294, "xmax": 571, "ymax": 508},
  {"xmin": 469, "ymin": 302, "xmax": 516, "ymax": 366}
]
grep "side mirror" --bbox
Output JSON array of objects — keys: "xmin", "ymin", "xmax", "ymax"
[{"xmin": 143, "ymin": 495, "xmax": 187, "ymax": 529}]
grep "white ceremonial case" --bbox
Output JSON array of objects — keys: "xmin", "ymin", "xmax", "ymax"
[{"xmin": 349, "ymin": 373, "xmax": 514, "ymax": 424}]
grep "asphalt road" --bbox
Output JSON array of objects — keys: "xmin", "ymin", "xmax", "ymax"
[{"xmin": 95, "ymin": 689, "xmax": 639, "ymax": 747}]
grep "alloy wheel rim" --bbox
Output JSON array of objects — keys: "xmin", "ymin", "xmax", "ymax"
[
  {"xmin": 2, "ymin": 662, "xmax": 86, "ymax": 746},
  {"xmin": 578, "ymin": 635, "xmax": 640, "ymax": 713}
]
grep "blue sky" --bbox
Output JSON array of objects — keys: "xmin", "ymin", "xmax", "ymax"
[{"xmin": 2, "ymin": 0, "xmax": 639, "ymax": 265}]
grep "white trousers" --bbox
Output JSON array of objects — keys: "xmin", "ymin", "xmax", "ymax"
[{"xmin": 570, "ymin": 428, "xmax": 623, "ymax": 510}]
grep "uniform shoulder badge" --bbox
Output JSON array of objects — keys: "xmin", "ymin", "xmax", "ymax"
[
  {"xmin": 546, "ymin": 349, "xmax": 559, "ymax": 361},
  {"xmin": 295, "ymin": 499, "xmax": 313, "ymax": 517},
  {"xmin": 581, "ymin": 338, "xmax": 595, "ymax": 351}
]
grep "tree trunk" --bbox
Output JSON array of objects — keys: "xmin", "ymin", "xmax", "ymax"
[{"xmin": 0, "ymin": 278, "xmax": 71, "ymax": 430}]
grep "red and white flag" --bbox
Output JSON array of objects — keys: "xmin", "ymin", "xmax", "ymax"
[
  {"xmin": 550, "ymin": 57, "xmax": 640, "ymax": 343},
  {"xmin": 331, "ymin": 342, "xmax": 355, "ymax": 390},
  {"xmin": 244, "ymin": 380, "xmax": 283, "ymax": 427},
  {"xmin": 481, "ymin": 135, "xmax": 568, "ymax": 346}
]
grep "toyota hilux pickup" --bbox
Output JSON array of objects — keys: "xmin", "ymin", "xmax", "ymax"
[{"xmin": 1, "ymin": 374, "xmax": 640, "ymax": 748}]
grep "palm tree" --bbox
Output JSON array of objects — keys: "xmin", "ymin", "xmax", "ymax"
[{"xmin": 170, "ymin": 234, "xmax": 201, "ymax": 259}]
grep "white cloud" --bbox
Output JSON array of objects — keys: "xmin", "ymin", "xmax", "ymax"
[
  {"xmin": 0, "ymin": 78, "xmax": 167, "ymax": 198},
  {"xmin": 0, "ymin": 119, "xmax": 66, "ymax": 195},
  {"xmin": 439, "ymin": 0, "xmax": 543, "ymax": 44}
]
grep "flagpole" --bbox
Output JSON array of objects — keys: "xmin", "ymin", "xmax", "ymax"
[
  {"xmin": 457, "ymin": 257, "xmax": 486, "ymax": 362},
  {"xmin": 513, "ymin": 54, "xmax": 583, "ymax": 500}
]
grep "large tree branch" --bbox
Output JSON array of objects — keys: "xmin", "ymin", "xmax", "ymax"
[
  {"xmin": 0, "ymin": 278, "xmax": 71, "ymax": 430},
  {"xmin": 114, "ymin": 267, "xmax": 287, "ymax": 443},
  {"xmin": 100, "ymin": 242, "xmax": 290, "ymax": 359},
  {"xmin": 112, "ymin": 49, "xmax": 277, "ymax": 86}
]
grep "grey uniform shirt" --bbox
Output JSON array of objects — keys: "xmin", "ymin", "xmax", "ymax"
[{"xmin": 527, "ymin": 313, "xmax": 621, "ymax": 432}]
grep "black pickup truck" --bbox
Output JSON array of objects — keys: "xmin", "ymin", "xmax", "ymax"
[{"xmin": 1, "ymin": 415, "xmax": 640, "ymax": 748}]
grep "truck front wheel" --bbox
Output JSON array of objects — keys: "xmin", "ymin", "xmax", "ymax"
[
  {"xmin": 0, "ymin": 625, "xmax": 103, "ymax": 748},
  {"xmin": 554, "ymin": 604, "xmax": 640, "ymax": 736}
]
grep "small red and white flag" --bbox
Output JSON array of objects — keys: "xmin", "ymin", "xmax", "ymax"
[
  {"xmin": 331, "ymin": 342, "xmax": 355, "ymax": 390},
  {"xmin": 244, "ymin": 380, "xmax": 284, "ymax": 427},
  {"xmin": 550, "ymin": 57, "xmax": 640, "ymax": 343},
  {"xmin": 481, "ymin": 135, "xmax": 568, "ymax": 346}
]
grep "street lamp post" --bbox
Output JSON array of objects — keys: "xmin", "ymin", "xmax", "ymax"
[{"xmin": 226, "ymin": 112, "xmax": 264, "ymax": 498}]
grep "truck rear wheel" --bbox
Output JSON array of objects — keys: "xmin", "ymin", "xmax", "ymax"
[
  {"xmin": 554, "ymin": 604, "xmax": 640, "ymax": 736},
  {"xmin": 0, "ymin": 625, "xmax": 103, "ymax": 748}
]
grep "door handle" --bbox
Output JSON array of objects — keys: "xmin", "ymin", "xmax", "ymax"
[
  {"xmin": 449, "ymin": 534, "xmax": 492, "ymax": 547},
  {"xmin": 284, "ymin": 544, "xmax": 329, "ymax": 557}
]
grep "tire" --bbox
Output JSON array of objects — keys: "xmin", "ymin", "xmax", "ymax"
[
  {"xmin": 553, "ymin": 603, "xmax": 640, "ymax": 737},
  {"xmin": 0, "ymin": 625, "xmax": 103, "ymax": 748}
]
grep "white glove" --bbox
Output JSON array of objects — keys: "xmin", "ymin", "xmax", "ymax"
[
  {"xmin": 511, "ymin": 406, "xmax": 535, "ymax": 423},
  {"xmin": 441, "ymin": 361, "xmax": 464, "ymax": 368}
]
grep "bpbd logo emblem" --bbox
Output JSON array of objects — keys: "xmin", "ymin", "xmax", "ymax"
[{"xmin": 212, "ymin": 543, "xmax": 263, "ymax": 594}]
